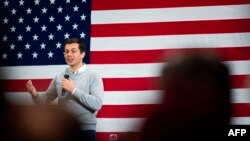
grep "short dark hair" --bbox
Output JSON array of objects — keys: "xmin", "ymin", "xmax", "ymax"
[{"xmin": 64, "ymin": 38, "xmax": 86, "ymax": 53}]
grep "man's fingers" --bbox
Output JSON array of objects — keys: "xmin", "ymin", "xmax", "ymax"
[{"xmin": 26, "ymin": 80, "xmax": 34, "ymax": 91}]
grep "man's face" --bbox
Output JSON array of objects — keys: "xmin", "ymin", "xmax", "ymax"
[{"xmin": 64, "ymin": 43, "xmax": 85, "ymax": 67}]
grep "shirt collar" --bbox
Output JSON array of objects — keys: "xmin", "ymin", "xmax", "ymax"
[{"xmin": 70, "ymin": 64, "xmax": 87, "ymax": 74}]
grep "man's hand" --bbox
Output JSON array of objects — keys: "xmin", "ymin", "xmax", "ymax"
[
  {"xmin": 61, "ymin": 79, "xmax": 75, "ymax": 94},
  {"xmin": 26, "ymin": 80, "xmax": 38, "ymax": 98}
]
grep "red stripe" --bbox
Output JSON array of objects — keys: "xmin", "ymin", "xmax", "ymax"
[
  {"xmin": 92, "ymin": 0, "xmax": 250, "ymax": 10},
  {"xmin": 1, "ymin": 79, "xmax": 52, "ymax": 92},
  {"xmin": 232, "ymin": 103, "xmax": 250, "ymax": 117},
  {"xmin": 97, "ymin": 103, "xmax": 249, "ymax": 118},
  {"xmin": 0, "ymin": 75, "xmax": 247, "ymax": 91},
  {"xmin": 231, "ymin": 75, "xmax": 248, "ymax": 89},
  {"xmin": 91, "ymin": 47, "xmax": 250, "ymax": 64},
  {"xmin": 103, "ymin": 77, "xmax": 158, "ymax": 91},
  {"xmin": 104, "ymin": 75, "xmax": 247, "ymax": 91},
  {"xmin": 91, "ymin": 19, "xmax": 250, "ymax": 37}
]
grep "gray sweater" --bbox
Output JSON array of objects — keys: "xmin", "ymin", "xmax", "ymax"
[{"xmin": 34, "ymin": 66, "xmax": 104, "ymax": 130}]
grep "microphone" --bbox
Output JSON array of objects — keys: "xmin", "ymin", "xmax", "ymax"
[
  {"xmin": 62, "ymin": 69, "xmax": 70, "ymax": 96},
  {"xmin": 64, "ymin": 68, "xmax": 70, "ymax": 79},
  {"xmin": 64, "ymin": 73, "xmax": 70, "ymax": 79}
]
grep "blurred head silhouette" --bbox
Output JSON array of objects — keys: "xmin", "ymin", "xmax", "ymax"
[
  {"xmin": 141, "ymin": 53, "xmax": 231, "ymax": 140},
  {"xmin": 3, "ymin": 105, "xmax": 82, "ymax": 141}
]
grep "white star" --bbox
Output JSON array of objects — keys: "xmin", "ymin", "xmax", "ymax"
[
  {"xmin": 32, "ymin": 52, "xmax": 38, "ymax": 58},
  {"xmin": 17, "ymin": 52, "xmax": 23, "ymax": 59},
  {"xmin": 26, "ymin": 8, "xmax": 32, "ymax": 14},
  {"xmin": 25, "ymin": 43, "xmax": 30, "ymax": 49},
  {"xmin": 57, "ymin": 6, "xmax": 63, "ymax": 13},
  {"xmin": 4, "ymin": 0, "xmax": 9, "ymax": 6},
  {"xmin": 56, "ymin": 42, "xmax": 61, "ymax": 48},
  {"xmin": 11, "ymin": 9, "xmax": 17, "ymax": 15},
  {"xmin": 26, "ymin": 25, "xmax": 31, "ymax": 32},
  {"xmin": 17, "ymin": 34, "xmax": 23, "ymax": 41},
  {"xmin": 10, "ymin": 44, "xmax": 15, "ymax": 50},
  {"xmin": 48, "ymin": 51, "xmax": 54, "ymax": 58},
  {"xmin": 80, "ymin": 14, "xmax": 86, "ymax": 20},
  {"xmin": 3, "ymin": 18, "xmax": 8, "ymax": 24},
  {"xmin": 65, "ymin": 15, "xmax": 70, "ymax": 21},
  {"xmin": 73, "ymin": 5, "xmax": 79, "ymax": 12},
  {"xmin": 79, "ymin": 32, "xmax": 85, "ymax": 38},
  {"xmin": 42, "ymin": 7, "xmax": 47, "ymax": 14},
  {"xmin": 3, "ymin": 35, "xmax": 8, "ymax": 42},
  {"xmin": 19, "ymin": 0, "xmax": 24, "ymax": 6},
  {"xmin": 82, "ymin": 0, "xmax": 86, "ymax": 2},
  {"xmin": 48, "ymin": 33, "xmax": 54, "ymax": 40},
  {"xmin": 66, "ymin": 0, "xmax": 70, "ymax": 3},
  {"xmin": 11, "ymin": 26, "xmax": 16, "ymax": 32},
  {"xmin": 72, "ymin": 23, "xmax": 78, "ymax": 30},
  {"xmin": 57, "ymin": 24, "xmax": 62, "ymax": 30},
  {"xmin": 64, "ymin": 33, "xmax": 70, "ymax": 39},
  {"xmin": 40, "ymin": 43, "xmax": 46, "ymax": 49},
  {"xmin": 50, "ymin": 0, "xmax": 55, "ymax": 4},
  {"xmin": 33, "ymin": 34, "xmax": 38, "ymax": 41},
  {"xmin": 41, "ymin": 25, "xmax": 47, "ymax": 31},
  {"xmin": 34, "ymin": 0, "xmax": 40, "ymax": 5},
  {"xmin": 2, "ymin": 53, "xmax": 7, "ymax": 59},
  {"xmin": 49, "ymin": 16, "xmax": 55, "ymax": 22},
  {"xmin": 34, "ymin": 16, "xmax": 39, "ymax": 23},
  {"xmin": 18, "ymin": 17, "xmax": 24, "ymax": 23}
]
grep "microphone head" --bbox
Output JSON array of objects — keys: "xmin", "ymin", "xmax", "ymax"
[
  {"xmin": 64, "ymin": 68, "xmax": 70, "ymax": 79},
  {"xmin": 64, "ymin": 74, "xmax": 69, "ymax": 79}
]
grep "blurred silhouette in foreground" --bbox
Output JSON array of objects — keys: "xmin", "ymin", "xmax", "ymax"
[
  {"xmin": 0, "ymin": 79, "xmax": 82, "ymax": 141},
  {"xmin": 140, "ymin": 53, "xmax": 231, "ymax": 140},
  {"xmin": 1, "ymin": 89, "xmax": 83, "ymax": 141},
  {"xmin": 3, "ymin": 105, "xmax": 82, "ymax": 141}
]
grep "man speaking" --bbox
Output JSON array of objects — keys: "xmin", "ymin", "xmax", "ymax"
[{"xmin": 26, "ymin": 38, "xmax": 104, "ymax": 141}]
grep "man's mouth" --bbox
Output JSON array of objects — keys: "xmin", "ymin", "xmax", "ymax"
[{"xmin": 67, "ymin": 58, "xmax": 74, "ymax": 62}]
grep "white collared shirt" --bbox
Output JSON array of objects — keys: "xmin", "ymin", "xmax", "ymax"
[{"xmin": 71, "ymin": 63, "xmax": 87, "ymax": 74}]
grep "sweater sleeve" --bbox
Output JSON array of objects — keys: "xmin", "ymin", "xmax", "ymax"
[
  {"xmin": 73, "ymin": 74, "xmax": 104, "ymax": 111},
  {"xmin": 33, "ymin": 78, "xmax": 58, "ymax": 104}
]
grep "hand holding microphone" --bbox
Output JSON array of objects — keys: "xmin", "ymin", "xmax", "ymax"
[{"xmin": 61, "ymin": 73, "xmax": 75, "ymax": 94}]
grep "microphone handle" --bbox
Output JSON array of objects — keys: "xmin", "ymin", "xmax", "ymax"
[{"xmin": 62, "ymin": 89, "xmax": 66, "ymax": 96}]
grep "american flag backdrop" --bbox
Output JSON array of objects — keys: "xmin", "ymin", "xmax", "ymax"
[{"xmin": 1, "ymin": 0, "xmax": 250, "ymax": 140}]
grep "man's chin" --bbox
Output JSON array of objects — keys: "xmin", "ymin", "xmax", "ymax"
[{"xmin": 66, "ymin": 62, "xmax": 74, "ymax": 66}]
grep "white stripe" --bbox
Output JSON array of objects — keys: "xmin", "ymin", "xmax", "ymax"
[
  {"xmin": 231, "ymin": 88, "xmax": 250, "ymax": 103},
  {"xmin": 4, "ymin": 91, "xmax": 164, "ymax": 105},
  {"xmin": 92, "ymin": 4, "xmax": 250, "ymax": 24},
  {"xmin": 224, "ymin": 60, "xmax": 250, "ymax": 76},
  {"xmin": 91, "ymin": 33, "xmax": 250, "ymax": 51},
  {"xmin": 103, "ymin": 90, "xmax": 164, "ymax": 105},
  {"xmin": 97, "ymin": 118, "xmax": 146, "ymax": 132},
  {"xmin": 4, "ymin": 88, "xmax": 250, "ymax": 105},
  {"xmin": 96, "ymin": 117, "xmax": 249, "ymax": 132},
  {"xmin": 91, "ymin": 63, "xmax": 163, "ymax": 78},
  {"xmin": 4, "ymin": 92, "xmax": 34, "ymax": 105},
  {"xmin": 91, "ymin": 60, "xmax": 249, "ymax": 78},
  {"xmin": 0, "ymin": 65, "xmax": 67, "ymax": 79},
  {"xmin": 230, "ymin": 117, "xmax": 250, "ymax": 125},
  {"xmin": 0, "ymin": 61, "xmax": 249, "ymax": 79}
]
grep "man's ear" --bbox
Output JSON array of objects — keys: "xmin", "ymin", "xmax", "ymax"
[{"xmin": 81, "ymin": 52, "xmax": 86, "ymax": 59}]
